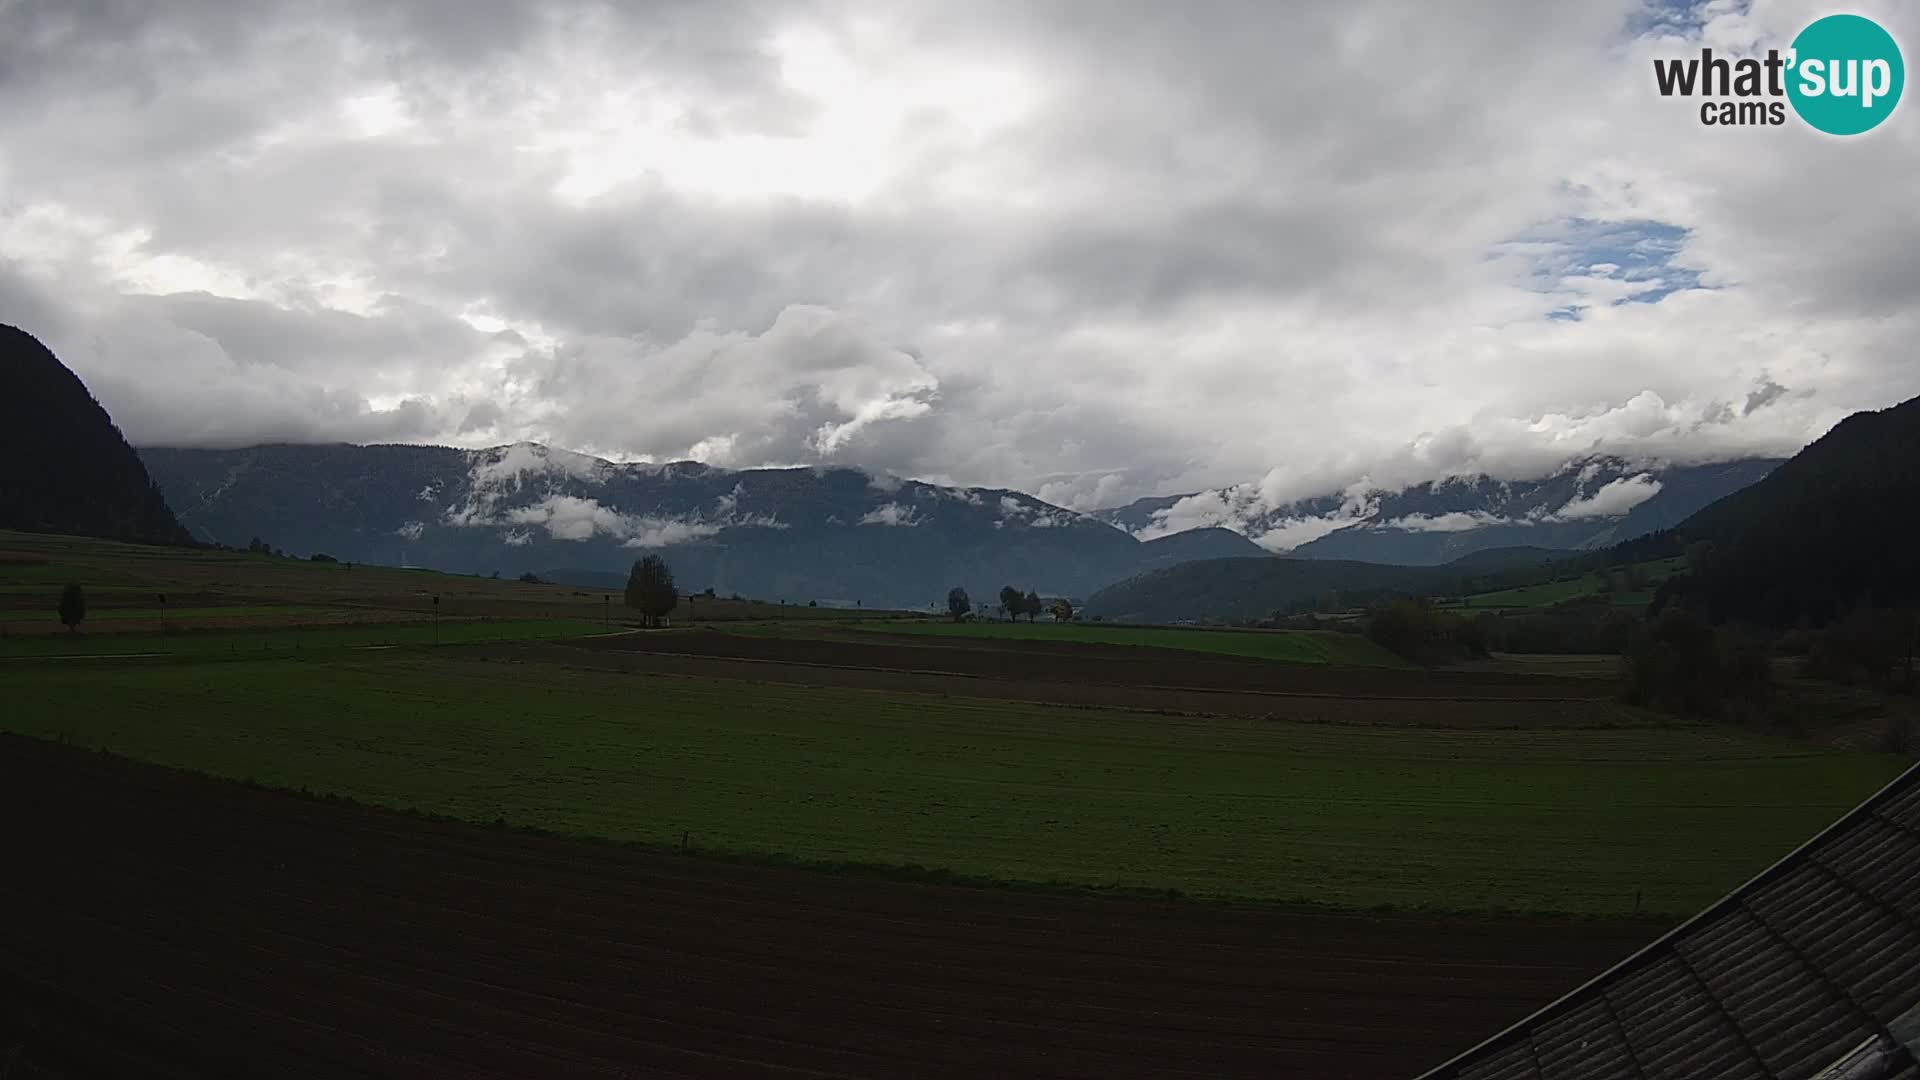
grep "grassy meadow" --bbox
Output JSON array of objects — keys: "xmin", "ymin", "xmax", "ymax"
[
  {"xmin": 3, "ymin": 649, "xmax": 1904, "ymax": 915},
  {"xmin": 1434, "ymin": 556, "xmax": 1689, "ymax": 612}
]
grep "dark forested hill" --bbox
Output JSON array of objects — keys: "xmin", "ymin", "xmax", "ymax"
[
  {"xmin": 1629, "ymin": 394, "xmax": 1920, "ymax": 626},
  {"xmin": 0, "ymin": 324, "xmax": 191, "ymax": 545}
]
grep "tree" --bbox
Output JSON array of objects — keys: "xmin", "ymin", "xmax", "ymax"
[
  {"xmin": 625, "ymin": 555, "xmax": 679, "ymax": 628},
  {"xmin": 1050, "ymin": 597, "xmax": 1074, "ymax": 623},
  {"xmin": 1684, "ymin": 540, "xmax": 1715, "ymax": 577},
  {"xmin": 58, "ymin": 582, "xmax": 85, "ymax": 633},
  {"xmin": 1623, "ymin": 609, "xmax": 1771, "ymax": 719},
  {"xmin": 517, "ymin": 572, "xmax": 543, "ymax": 584},
  {"xmin": 947, "ymin": 587, "xmax": 971, "ymax": 622},
  {"xmin": 1365, "ymin": 598, "xmax": 1486, "ymax": 666},
  {"xmin": 998, "ymin": 585, "xmax": 1020, "ymax": 621},
  {"xmin": 1023, "ymin": 590, "xmax": 1042, "ymax": 623}
]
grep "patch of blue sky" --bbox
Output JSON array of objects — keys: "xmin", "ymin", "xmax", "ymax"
[
  {"xmin": 1626, "ymin": 0, "xmax": 1745, "ymax": 40},
  {"xmin": 1502, "ymin": 217, "xmax": 1709, "ymax": 321}
]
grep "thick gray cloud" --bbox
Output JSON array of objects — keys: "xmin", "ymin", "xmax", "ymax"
[{"xmin": 3, "ymin": 0, "xmax": 1918, "ymax": 508}]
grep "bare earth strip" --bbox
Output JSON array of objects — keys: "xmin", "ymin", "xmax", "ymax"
[
  {"xmin": 0, "ymin": 735, "xmax": 1663, "ymax": 1079},
  {"xmin": 494, "ymin": 630, "xmax": 1644, "ymax": 728}
]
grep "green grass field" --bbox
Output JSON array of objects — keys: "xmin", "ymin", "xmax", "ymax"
[
  {"xmin": 1436, "ymin": 556, "xmax": 1689, "ymax": 611},
  {"xmin": 852, "ymin": 619, "xmax": 1409, "ymax": 667},
  {"xmin": 2, "ymin": 650, "xmax": 1903, "ymax": 915},
  {"xmin": 0, "ymin": 618, "xmax": 606, "ymax": 658}
]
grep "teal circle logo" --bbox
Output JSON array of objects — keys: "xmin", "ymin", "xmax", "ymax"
[{"xmin": 1787, "ymin": 14, "xmax": 1904, "ymax": 135}]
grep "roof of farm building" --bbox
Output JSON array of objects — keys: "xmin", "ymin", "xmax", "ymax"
[{"xmin": 1417, "ymin": 761, "xmax": 1920, "ymax": 1080}]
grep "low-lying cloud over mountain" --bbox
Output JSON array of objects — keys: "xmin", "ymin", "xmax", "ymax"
[{"xmin": 1092, "ymin": 456, "xmax": 1781, "ymax": 565}]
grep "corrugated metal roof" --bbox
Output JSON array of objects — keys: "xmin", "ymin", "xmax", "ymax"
[{"xmin": 1417, "ymin": 761, "xmax": 1920, "ymax": 1080}]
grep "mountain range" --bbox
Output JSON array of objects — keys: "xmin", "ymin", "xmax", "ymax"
[
  {"xmin": 0, "ymin": 319, "xmax": 1811, "ymax": 611},
  {"xmin": 1092, "ymin": 457, "xmax": 1783, "ymax": 565},
  {"xmin": 139, "ymin": 439, "xmax": 1781, "ymax": 609},
  {"xmin": 1087, "ymin": 392, "xmax": 1920, "ymax": 625},
  {"xmin": 138, "ymin": 442, "xmax": 1266, "ymax": 608}
]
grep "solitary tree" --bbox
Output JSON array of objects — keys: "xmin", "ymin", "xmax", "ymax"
[
  {"xmin": 1023, "ymin": 590, "xmax": 1042, "ymax": 623},
  {"xmin": 625, "ymin": 555, "xmax": 678, "ymax": 628},
  {"xmin": 998, "ymin": 585, "xmax": 1020, "ymax": 621},
  {"xmin": 947, "ymin": 587, "xmax": 971, "ymax": 622},
  {"xmin": 1050, "ymin": 597, "xmax": 1074, "ymax": 623},
  {"xmin": 58, "ymin": 582, "xmax": 85, "ymax": 633}
]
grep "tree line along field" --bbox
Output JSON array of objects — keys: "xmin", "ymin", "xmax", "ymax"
[{"xmin": 4, "ymin": 647, "xmax": 1906, "ymax": 916}]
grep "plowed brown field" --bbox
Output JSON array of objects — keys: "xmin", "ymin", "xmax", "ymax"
[
  {"xmin": 501, "ymin": 628, "xmax": 1642, "ymax": 728},
  {"xmin": 0, "ymin": 735, "xmax": 1664, "ymax": 1079}
]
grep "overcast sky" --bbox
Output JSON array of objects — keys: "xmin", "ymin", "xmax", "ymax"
[{"xmin": 3, "ymin": 0, "xmax": 1916, "ymax": 509}]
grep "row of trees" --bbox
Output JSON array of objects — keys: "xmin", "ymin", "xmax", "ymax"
[
  {"xmin": 1363, "ymin": 599, "xmax": 1488, "ymax": 666},
  {"xmin": 944, "ymin": 586, "xmax": 1074, "ymax": 623}
]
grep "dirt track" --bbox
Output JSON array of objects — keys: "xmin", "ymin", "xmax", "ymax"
[
  {"xmin": 0, "ymin": 736, "xmax": 1663, "ymax": 1079},
  {"xmin": 501, "ymin": 629, "xmax": 1637, "ymax": 728}
]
